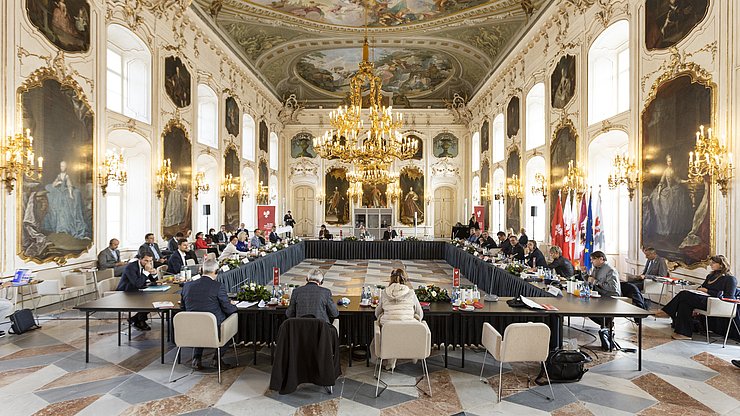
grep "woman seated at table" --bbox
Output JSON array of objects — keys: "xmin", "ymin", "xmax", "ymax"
[
  {"xmin": 236, "ymin": 231, "xmax": 249, "ymax": 251},
  {"xmin": 358, "ymin": 225, "xmax": 370, "ymax": 240},
  {"xmin": 372, "ymin": 268, "xmax": 424, "ymax": 370},
  {"xmin": 196, "ymin": 231, "xmax": 219, "ymax": 256},
  {"xmin": 658, "ymin": 255, "xmax": 737, "ymax": 340}
]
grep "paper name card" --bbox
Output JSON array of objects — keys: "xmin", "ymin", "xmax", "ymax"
[
  {"xmin": 221, "ymin": 265, "xmax": 230, "ymax": 272},
  {"xmin": 547, "ymin": 286, "xmax": 563, "ymax": 297},
  {"xmin": 241, "ymin": 257, "xmax": 250, "ymax": 264},
  {"xmin": 236, "ymin": 301, "xmax": 258, "ymax": 309}
]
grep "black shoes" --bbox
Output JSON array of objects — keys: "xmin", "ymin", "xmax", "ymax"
[
  {"xmin": 192, "ymin": 358, "xmax": 204, "ymax": 370},
  {"xmin": 128, "ymin": 319, "xmax": 151, "ymax": 331},
  {"xmin": 598, "ymin": 328, "xmax": 613, "ymax": 352},
  {"xmin": 732, "ymin": 360, "xmax": 740, "ymax": 369}
]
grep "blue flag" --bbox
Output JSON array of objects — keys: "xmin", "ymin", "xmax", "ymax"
[{"xmin": 583, "ymin": 193, "xmax": 594, "ymax": 270}]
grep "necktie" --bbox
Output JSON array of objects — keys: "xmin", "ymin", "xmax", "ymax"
[
  {"xmin": 644, "ymin": 260, "xmax": 651, "ymax": 274},
  {"xmin": 151, "ymin": 244, "xmax": 159, "ymax": 260}
]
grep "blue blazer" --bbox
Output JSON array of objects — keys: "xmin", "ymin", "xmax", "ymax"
[
  {"xmin": 181, "ymin": 277, "xmax": 237, "ymax": 326},
  {"xmin": 116, "ymin": 261, "xmax": 156, "ymax": 292}
]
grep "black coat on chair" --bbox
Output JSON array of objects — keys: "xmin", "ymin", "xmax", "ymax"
[{"xmin": 619, "ymin": 282, "xmax": 647, "ymax": 310}]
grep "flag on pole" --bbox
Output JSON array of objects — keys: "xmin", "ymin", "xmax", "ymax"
[
  {"xmin": 593, "ymin": 187, "xmax": 605, "ymax": 251},
  {"xmin": 583, "ymin": 193, "xmax": 594, "ymax": 270},
  {"xmin": 575, "ymin": 192, "xmax": 587, "ymax": 261},
  {"xmin": 563, "ymin": 191, "xmax": 573, "ymax": 260},
  {"xmin": 551, "ymin": 191, "xmax": 565, "ymax": 252}
]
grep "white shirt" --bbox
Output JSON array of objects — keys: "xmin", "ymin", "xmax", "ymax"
[{"xmin": 218, "ymin": 243, "xmax": 245, "ymax": 261}]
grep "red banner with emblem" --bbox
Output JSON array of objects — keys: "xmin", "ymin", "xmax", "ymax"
[
  {"xmin": 453, "ymin": 268, "xmax": 460, "ymax": 287},
  {"xmin": 273, "ymin": 267, "xmax": 280, "ymax": 286},
  {"xmin": 257, "ymin": 205, "xmax": 275, "ymax": 231},
  {"xmin": 473, "ymin": 205, "xmax": 485, "ymax": 231}
]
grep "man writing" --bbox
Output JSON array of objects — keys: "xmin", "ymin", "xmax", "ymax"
[
  {"xmin": 98, "ymin": 238, "xmax": 127, "ymax": 276},
  {"xmin": 286, "ymin": 270, "xmax": 339, "ymax": 324},
  {"xmin": 181, "ymin": 258, "xmax": 238, "ymax": 370},
  {"xmin": 116, "ymin": 251, "xmax": 158, "ymax": 331},
  {"xmin": 634, "ymin": 247, "xmax": 669, "ymax": 290},
  {"xmin": 546, "ymin": 246, "xmax": 574, "ymax": 277}
]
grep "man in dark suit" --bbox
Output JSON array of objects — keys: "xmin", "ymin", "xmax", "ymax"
[
  {"xmin": 98, "ymin": 238, "xmax": 127, "ymax": 276},
  {"xmin": 635, "ymin": 247, "xmax": 669, "ymax": 290},
  {"xmin": 286, "ymin": 270, "xmax": 339, "ymax": 324},
  {"xmin": 518, "ymin": 228, "xmax": 529, "ymax": 246},
  {"xmin": 235, "ymin": 223, "xmax": 250, "ymax": 238},
  {"xmin": 547, "ymin": 246, "xmax": 575, "ymax": 277},
  {"xmin": 167, "ymin": 232, "xmax": 184, "ymax": 254},
  {"xmin": 504, "ymin": 235, "xmax": 525, "ymax": 261},
  {"xmin": 524, "ymin": 240, "xmax": 547, "ymax": 268},
  {"xmin": 181, "ymin": 258, "xmax": 238, "ymax": 370},
  {"xmin": 284, "ymin": 211, "xmax": 296, "ymax": 238},
  {"xmin": 167, "ymin": 238, "xmax": 196, "ymax": 274},
  {"xmin": 478, "ymin": 231, "xmax": 497, "ymax": 249},
  {"xmin": 318, "ymin": 224, "xmax": 332, "ymax": 240},
  {"xmin": 382, "ymin": 225, "xmax": 398, "ymax": 241},
  {"xmin": 139, "ymin": 233, "xmax": 166, "ymax": 267},
  {"xmin": 216, "ymin": 225, "xmax": 229, "ymax": 249},
  {"xmin": 116, "ymin": 251, "xmax": 158, "ymax": 330},
  {"xmin": 497, "ymin": 231, "xmax": 510, "ymax": 252},
  {"xmin": 269, "ymin": 226, "xmax": 282, "ymax": 244}
]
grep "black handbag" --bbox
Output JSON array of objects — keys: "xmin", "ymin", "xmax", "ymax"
[
  {"xmin": 8, "ymin": 309, "xmax": 40, "ymax": 334},
  {"xmin": 535, "ymin": 349, "xmax": 591, "ymax": 385}
]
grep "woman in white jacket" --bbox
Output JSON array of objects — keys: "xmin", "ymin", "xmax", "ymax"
[{"xmin": 373, "ymin": 268, "xmax": 423, "ymax": 369}]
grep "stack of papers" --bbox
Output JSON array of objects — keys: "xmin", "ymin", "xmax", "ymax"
[
  {"xmin": 152, "ymin": 301, "xmax": 174, "ymax": 309},
  {"xmin": 141, "ymin": 285, "xmax": 171, "ymax": 292},
  {"xmin": 520, "ymin": 296, "xmax": 545, "ymax": 310},
  {"xmin": 236, "ymin": 301, "xmax": 258, "ymax": 309}
]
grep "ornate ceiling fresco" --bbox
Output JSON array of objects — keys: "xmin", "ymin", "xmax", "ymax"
[{"xmin": 193, "ymin": 0, "xmax": 551, "ymax": 108}]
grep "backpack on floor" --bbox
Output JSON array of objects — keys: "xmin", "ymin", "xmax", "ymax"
[
  {"xmin": 535, "ymin": 349, "xmax": 591, "ymax": 385},
  {"xmin": 8, "ymin": 309, "xmax": 40, "ymax": 334}
]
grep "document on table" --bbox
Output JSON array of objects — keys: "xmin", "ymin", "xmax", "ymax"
[
  {"xmin": 152, "ymin": 301, "xmax": 174, "ymax": 309},
  {"xmin": 520, "ymin": 296, "xmax": 546, "ymax": 310},
  {"xmin": 236, "ymin": 301, "xmax": 259, "ymax": 309},
  {"xmin": 141, "ymin": 285, "xmax": 171, "ymax": 292}
]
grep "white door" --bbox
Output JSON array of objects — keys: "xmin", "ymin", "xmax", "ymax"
[
  {"xmin": 293, "ymin": 186, "xmax": 315, "ymax": 237},
  {"xmin": 433, "ymin": 186, "xmax": 455, "ymax": 238}
]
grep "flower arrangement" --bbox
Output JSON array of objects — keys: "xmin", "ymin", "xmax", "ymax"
[
  {"xmin": 236, "ymin": 282, "xmax": 271, "ymax": 302},
  {"xmin": 464, "ymin": 245, "xmax": 479, "ymax": 255},
  {"xmin": 450, "ymin": 239, "xmax": 467, "ymax": 248},
  {"xmin": 343, "ymin": 235, "xmax": 358, "ymax": 241},
  {"xmin": 505, "ymin": 262, "xmax": 526, "ymax": 276},
  {"xmin": 403, "ymin": 236, "xmax": 421, "ymax": 241},
  {"xmin": 286, "ymin": 237, "xmax": 301, "ymax": 245},
  {"xmin": 415, "ymin": 284, "xmax": 451, "ymax": 302},
  {"xmin": 218, "ymin": 258, "xmax": 240, "ymax": 271}
]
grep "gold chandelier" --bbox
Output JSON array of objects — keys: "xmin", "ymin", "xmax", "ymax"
[
  {"xmin": 506, "ymin": 174, "xmax": 523, "ymax": 200},
  {"xmin": 608, "ymin": 154, "xmax": 639, "ymax": 200},
  {"xmin": 194, "ymin": 171, "xmax": 210, "ymax": 200},
  {"xmin": 531, "ymin": 173, "xmax": 548, "ymax": 202},
  {"xmin": 257, "ymin": 181, "xmax": 269, "ymax": 205},
  {"xmin": 347, "ymin": 163, "xmax": 400, "ymax": 186},
  {"xmin": 562, "ymin": 160, "xmax": 587, "ymax": 197},
  {"xmin": 312, "ymin": 19, "xmax": 417, "ymax": 185},
  {"xmin": 480, "ymin": 183, "xmax": 492, "ymax": 202},
  {"xmin": 0, "ymin": 128, "xmax": 43, "ymax": 193},
  {"xmin": 688, "ymin": 125, "xmax": 734, "ymax": 196},
  {"xmin": 387, "ymin": 180, "xmax": 402, "ymax": 202},
  {"xmin": 347, "ymin": 181, "xmax": 363, "ymax": 204},
  {"xmin": 220, "ymin": 174, "xmax": 240, "ymax": 201},
  {"xmin": 155, "ymin": 159, "xmax": 177, "ymax": 198},
  {"xmin": 98, "ymin": 149, "xmax": 127, "ymax": 196}
]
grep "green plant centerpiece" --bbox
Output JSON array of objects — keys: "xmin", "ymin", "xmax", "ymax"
[
  {"xmin": 236, "ymin": 282, "xmax": 271, "ymax": 302},
  {"xmin": 219, "ymin": 258, "xmax": 240, "ymax": 271},
  {"xmin": 415, "ymin": 284, "xmax": 451, "ymax": 302},
  {"xmin": 343, "ymin": 235, "xmax": 358, "ymax": 241},
  {"xmin": 505, "ymin": 262, "xmax": 526, "ymax": 276}
]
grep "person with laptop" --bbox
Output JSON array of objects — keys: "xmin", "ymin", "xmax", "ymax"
[{"xmin": 117, "ymin": 250, "xmax": 158, "ymax": 331}]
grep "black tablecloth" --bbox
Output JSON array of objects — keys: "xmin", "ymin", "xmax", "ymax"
[
  {"xmin": 443, "ymin": 244, "xmax": 551, "ymax": 297},
  {"xmin": 217, "ymin": 242, "xmax": 306, "ymax": 290},
  {"xmin": 304, "ymin": 240, "xmax": 446, "ymax": 260}
]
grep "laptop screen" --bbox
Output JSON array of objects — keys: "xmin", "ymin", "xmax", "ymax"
[{"xmin": 12, "ymin": 269, "xmax": 31, "ymax": 283}]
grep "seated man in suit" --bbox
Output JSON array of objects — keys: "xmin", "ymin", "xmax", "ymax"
[
  {"xmin": 167, "ymin": 238, "xmax": 196, "ymax": 274},
  {"xmin": 382, "ymin": 225, "xmax": 398, "ymax": 241},
  {"xmin": 524, "ymin": 240, "xmax": 548, "ymax": 269},
  {"xmin": 497, "ymin": 231, "xmax": 510, "ymax": 252},
  {"xmin": 286, "ymin": 269, "xmax": 339, "ymax": 324},
  {"xmin": 582, "ymin": 251, "xmax": 621, "ymax": 351},
  {"xmin": 236, "ymin": 223, "xmax": 249, "ymax": 238},
  {"xmin": 318, "ymin": 224, "xmax": 333, "ymax": 240},
  {"xmin": 219, "ymin": 235, "xmax": 247, "ymax": 261},
  {"xmin": 467, "ymin": 228, "xmax": 481, "ymax": 244},
  {"xmin": 634, "ymin": 247, "xmax": 669, "ymax": 290},
  {"xmin": 250, "ymin": 229, "xmax": 264, "ymax": 249},
  {"xmin": 268, "ymin": 226, "xmax": 282, "ymax": 244},
  {"xmin": 518, "ymin": 228, "xmax": 529, "ymax": 246},
  {"xmin": 216, "ymin": 225, "xmax": 229, "ymax": 250},
  {"xmin": 504, "ymin": 235, "xmax": 525, "ymax": 261},
  {"xmin": 167, "ymin": 232, "xmax": 184, "ymax": 254},
  {"xmin": 139, "ymin": 233, "xmax": 167, "ymax": 267},
  {"xmin": 547, "ymin": 245, "xmax": 574, "ymax": 277},
  {"xmin": 98, "ymin": 238, "xmax": 127, "ymax": 276},
  {"xmin": 116, "ymin": 250, "xmax": 158, "ymax": 331},
  {"xmin": 181, "ymin": 258, "xmax": 238, "ymax": 370},
  {"xmin": 478, "ymin": 231, "xmax": 497, "ymax": 249}
]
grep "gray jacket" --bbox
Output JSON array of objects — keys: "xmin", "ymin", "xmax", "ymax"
[
  {"xmin": 98, "ymin": 247, "xmax": 126, "ymax": 276},
  {"xmin": 643, "ymin": 256, "xmax": 669, "ymax": 279},
  {"xmin": 591, "ymin": 263, "xmax": 621, "ymax": 297},
  {"xmin": 286, "ymin": 282, "xmax": 339, "ymax": 324}
]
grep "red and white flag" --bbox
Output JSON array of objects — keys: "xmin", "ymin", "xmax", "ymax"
[
  {"xmin": 563, "ymin": 191, "xmax": 573, "ymax": 261},
  {"xmin": 550, "ymin": 191, "xmax": 565, "ymax": 253},
  {"xmin": 575, "ymin": 191, "xmax": 588, "ymax": 261}
]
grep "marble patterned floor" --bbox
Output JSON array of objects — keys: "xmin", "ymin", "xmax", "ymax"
[{"xmin": 0, "ymin": 259, "xmax": 739, "ymax": 416}]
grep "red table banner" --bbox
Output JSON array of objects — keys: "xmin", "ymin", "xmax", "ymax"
[
  {"xmin": 273, "ymin": 267, "xmax": 280, "ymax": 286},
  {"xmin": 453, "ymin": 268, "xmax": 460, "ymax": 287},
  {"xmin": 257, "ymin": 205, "xmax": 276, "ymax": 232}
]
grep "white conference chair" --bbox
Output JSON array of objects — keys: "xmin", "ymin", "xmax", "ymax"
[
  {"xmin": 374, "ymin": 320, "xmax": 432, "ymax": 397},
  {"xmin": 96, "ymin": 277, "xmax": 120, "ymax": 298},
  {"xmin": 194, "ymin": 249, "xmax": 208, "ymax": 260},
  {"xmin": 479, "ymin": 322, "xmax": 554, "ymax": 403},
  {"xmin": 35, "ymin": 269, "xmax": 87, "ymax": 308},
  {"xmin": 170, "ymin": 312, "xmax": 239, "ymax": 384},
  {"xmin": 695, "ymin": 298, "xmax": 740, "ymax": 347}
]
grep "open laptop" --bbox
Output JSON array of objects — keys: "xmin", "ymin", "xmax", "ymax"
[{"xmin": 11, "ymin": 269, "xmax": 32, "ymax": 286}]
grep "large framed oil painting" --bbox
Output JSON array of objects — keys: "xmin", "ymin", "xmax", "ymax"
[
  {"xmin": 27, "ymin": 0, "xmax": 90, "ymax": 52},
  {"xmin": 325, "ymin": 168, "xmax": 349, "ymax": 225},
  {"xmin": 399, "ymin": 167, "xmax": 424, "ymax": 225},
  {"xmin": 18, "ymin": 72, "xmax": 93, "ymax": 264},
  {"xmin": 162, "ymin": 120, "xmax": 192, "ymax": 238},
  {"xmin": 164, "ymin": 56, "xmax": 191, "ymax": 108},
  {"xmin": 641, "ymin": 73, "xmax": 714, "ymax": 267},
  {"xmin": 480, "ymin": 120, "xmax": 490, "ymax": 153},
  {"xmin": 506, "ymin": 96, "xmax": 520, "ymax": 138},
  {"xmin": 258, "ymin": 159, "xmax": 269, "ymax": 205},
  {"xmin": 290, "ymin": 132, "xmax": 316, "ymax": 158},
  {"xmin": 645, "ymin": 0, "xmax": 709, "ymax": 50},
  {"xmin": 409, "ymin": 134, "xmax": 423, "ymax": 160},
  {"xmin": 506, "ymin": 149, "xmax": 521, "ymax": 231},
  {"xmin": 259, "ymin": 120, "xmax": 268, "ymax": 153},
  {"xmin": 225, "ymin": 96, "xmax": 240, "ymax": 137},
  {"xmin": 551, "ymin": 55, "xmax": 576, "ymax": 109},
  {"xmin": 224, "ymin": 146, "xmax": 240, "ymax": 232},
  {"xmin": 432, "ymin": 132, "xmax": 458, "ymax": 158},
  {"xmin": 550, "ymin": 119, "xmax": 577, "ymax": 217},
  {"xmin": 362, "ymin": 183, "xmax": 387, "ymax": 208}
]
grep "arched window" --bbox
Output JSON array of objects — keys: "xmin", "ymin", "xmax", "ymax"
[
  {"xmin": 492, "ymin": 168, "xmax": 506, "ymax": 231},
  {"xmin": 525, "ymin": 156, "xmax": 546, "ymax": 241},
  {"xmin": 588, "ymin": 130, "xmax": 629, "ymax": 254},
  {"xmin": 269, "ymin": 173, "xmax": 278, "ymax": 206},
  {"xmin": 243, "ymin": 114, "xmax": 255, "ymax": 161},
  {"xmin": 241, "ymin": 167, "xmax": 256, "ymax": 229},
  {"xmin": 106, "ymin": 130, "xmax": 151, "ymax": 247},
  {"xmin": 525, "ymin": 83, "xmax": 545, "ymax": 150},
  {"xmin": 471, "ymin": 132, "xmax": 480, "ymax": 172},
  {"xmin": 197, "ymin": 84, "xmax": 218, "ymax": 148},
  {"xmin": 269, "ymin": 132, "xmax": 279, "ymax": 170},
  {"xmin": 106, "ymin": 24, "xmax": 151, "ymax": 123},
  {"xmin": 196, "ymin": 154, "xmax": 219, "ymax": 234},
  {"xmin": 493, "ymin": 114, "xmax": 505, "ymax": 163},
  {"xmin": 589, "ymin": 20, "xmax": 629, "ymax": 125},
  {"xmin": 472, "ymin": 175, "xmax": 480, "ymax": 206}
]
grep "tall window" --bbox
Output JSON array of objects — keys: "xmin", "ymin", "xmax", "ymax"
[
  {"xmin": 196, "ymin": 154, "xmax": 219, "ymax": 234},
  {"xmin": 243, "ymin": 114, "xmax": 255, "ymax": 161},
  {"xmin": 269, "ymin": 174, "xmax": 279, "ymax": 206},
  {"xmin": 197, "ymin": 84, "xmax": 218, "ymax": 148},
  {"xmin": 492, "ymin": 168, "xmax": 506, "ymax": 231},
  {"xmin": 106, "ymin": 25, "xmax": 151, "ymax": 123},
  {"xmin": 493, "ymin": 114, "xmax": 505, "ymax": 163},
  {"xmin": 525, "ymin": 83, "xmax": 545, "ymax": 150},
  {"xmin": 471, "ymin": 132, "xmax": 480, "ymax": 172},
  {"xmin": 525, "ymin": 156, "xmax": 546, "ymax": 240},
  {"xmin": 589, "ymin": 20, "xmax": 629, "ymax": 125},
  {"xmin": 269, "ymin": 132, "xmax": 279, "ymax": 170},
  {"xmin": 588, "ymin": 130, "xmax": 629, "ymax": 254},
  {"xmin": 106, "ymin": 130, "xmax": 151, "ymax": 247},
  {"xmin": 472, "ymin": 176, "xmax": 481, "ymax": 206},
  {"xmin": 241, "ymin": 167, "xmax": 256, "ymax": 228}
]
